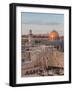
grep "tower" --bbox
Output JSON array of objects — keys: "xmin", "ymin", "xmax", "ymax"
[
  {"xmin": 29, "ymin": 29, "xmax": 32, "ymax": 35},
  {"xmin": 28, "ymin": 29, "xmax": 33, "ymax": 46}
]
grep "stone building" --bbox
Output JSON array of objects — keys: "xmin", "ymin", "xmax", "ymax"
[{"xmin": 21, "ymin": 30, "xmax": 64, "ymax": 77}]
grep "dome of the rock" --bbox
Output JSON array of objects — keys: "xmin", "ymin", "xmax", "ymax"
[{"xmin": 49, "ymin": 31, "xmax": 59, "ymax": 41}]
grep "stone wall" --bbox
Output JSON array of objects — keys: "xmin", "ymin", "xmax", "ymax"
[{"xmin": 21, "ymin": 45, "xmax": 64, "ymax": 76}]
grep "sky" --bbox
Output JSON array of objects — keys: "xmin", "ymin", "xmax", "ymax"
[{"xmin": 21, "ymin": 12, "xmax": 64, "ymax": 35}]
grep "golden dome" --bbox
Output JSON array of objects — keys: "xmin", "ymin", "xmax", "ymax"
[{"xmin": 49, "ymin": 31, "xmax": 59, "ymax": 41}]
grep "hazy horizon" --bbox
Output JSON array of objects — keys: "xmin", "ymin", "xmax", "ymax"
[{"xmin": 21, "ymin": 12, "xmax": 64, "ymax": 36}]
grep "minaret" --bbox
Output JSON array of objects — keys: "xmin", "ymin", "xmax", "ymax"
[
  {"xmin": 29, "ymin": 29, "xmax": 32, "ymax": 35},
  {"xmin": 28, "ymin": 29, "xmax": 32, "ymax": 46}
]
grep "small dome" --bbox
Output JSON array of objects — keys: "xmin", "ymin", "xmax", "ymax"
[{"xmin": 49, "ymin": 31, "xmax": 59, "ymax": 41}]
